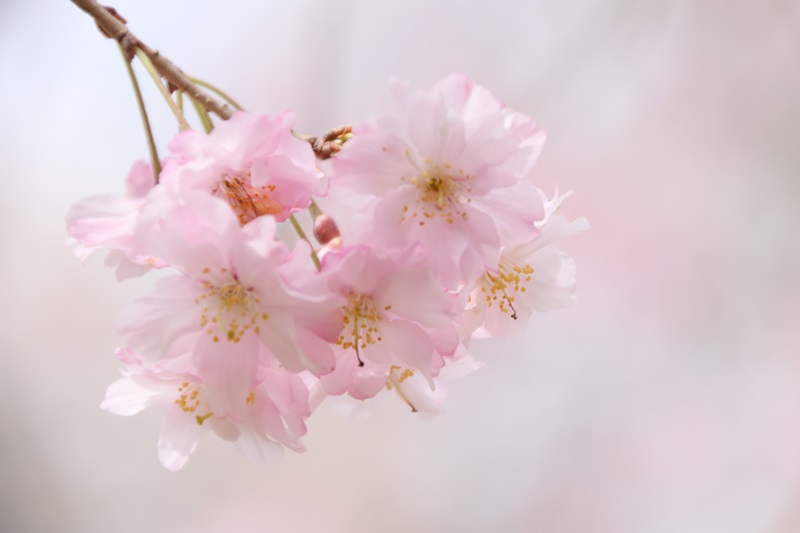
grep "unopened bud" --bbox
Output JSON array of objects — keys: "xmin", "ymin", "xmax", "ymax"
[{"xmin": 313, "ymin": 214, "xmax": 341, "ymax": 245}]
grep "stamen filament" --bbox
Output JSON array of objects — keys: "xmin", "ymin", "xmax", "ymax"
[
  {"xmin": 388, "ymin": 373, "xmax": 418, "ymax": 413},
  {"xmin": 353, "ymin": 316, "xmax": 365, "ymax": 367},
  {"xmin": 195, "ymin": 412, "xmax": 213, "ymax": 425}
]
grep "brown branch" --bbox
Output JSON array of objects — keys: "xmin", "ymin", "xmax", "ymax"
[
  {"xmin": 72, "ymin": 0, "xmax": 354, "ymax": 159},
  {"xmin": 71, "ymin": 0, "xmax": 233, "ymax": 120}
]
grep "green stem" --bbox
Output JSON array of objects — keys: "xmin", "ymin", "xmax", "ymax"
[
  {"xmin": 135, "ymin": 48, "xmax": 191, "ymax": 131},
  {"xmin": 288, "ymin": 214, "xmax": 322, "ymax": 271},
  {"xmin": 189, "ymin": 96, "xmax": 214, "ymax": 133},
  {"xmin": 189, "ymin": 76, "xmax": 245, "ymax": 111},
  {"xmin": 176, "ymin": 90, "xmax": 184, "ymax": 114},
  {"xmin": 308, "ymin": 200, "xmax": 323, "ymax": 219},
  {"xmin": 118, "ymin": 43, "xmax": 161, "ymax": 183}
]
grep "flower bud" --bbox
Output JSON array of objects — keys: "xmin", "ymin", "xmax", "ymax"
[{"xmin": 313, "ymin": 214, "xmax": 341, "ymax": 245}]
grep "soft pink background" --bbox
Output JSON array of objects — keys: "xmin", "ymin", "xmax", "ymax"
[{"xmin": 1, "ymin": 1, "xmax": 799, "ymax": 532}]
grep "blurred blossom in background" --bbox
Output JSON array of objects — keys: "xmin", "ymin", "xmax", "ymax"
[{"xmin": 2, "ymin": 1, "xmax": 799, "ymax": 532}]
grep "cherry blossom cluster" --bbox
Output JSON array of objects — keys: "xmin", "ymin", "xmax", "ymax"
[{"xmin": 66, "ymin": 74, "xmax": 588, "ymax": 470}]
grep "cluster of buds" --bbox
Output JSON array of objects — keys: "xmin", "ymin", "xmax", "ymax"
[{"xmin": 67, "ymin": 73, "xmax": 588, "ymax": 470}]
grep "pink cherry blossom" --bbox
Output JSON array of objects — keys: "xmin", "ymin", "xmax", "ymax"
[
  {"xmin": 63, "ymin": 63, "xmax": 588, "ymax": 466},
  {"xmin": 330, "ymin": 73, "xmax": 547, "ymax": 290},
  {"xmin": 102, "ymin": 348, "xmax": 312, "ymax": 471},
  {"xmin": 160, "ymin": 111, "xmax": 325, "ymax": 224},
  {"xmin": 65, "ymin": 160, "xmax": 165, "ymax": 280},
  {"xmin": 116, "ymin": 192, "xmax": 342, "ymax": 421},
  {"xmin": 463, "ymin": 189, "xmax": 590, "ymax": 337},
  {"xmin": 318, "ymin": 245, "xmax": 461, "ymax": 400}
]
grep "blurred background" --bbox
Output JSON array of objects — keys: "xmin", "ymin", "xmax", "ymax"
[{"xmin": 1, "ymin": 1, "xmax": 799, "ymax": 531}]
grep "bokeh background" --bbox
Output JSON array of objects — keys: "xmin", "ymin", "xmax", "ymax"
[{"xmin": 1, "ymin": 1, "xmax": 799, "ymax": 532}]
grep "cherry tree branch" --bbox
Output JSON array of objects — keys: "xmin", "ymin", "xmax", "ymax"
[
  {"xmin": 71, "ymin": 0, "xmax": 353, "ymax": 160},
  {"xmin": 71, "ymin": 0, "xmax": 234, "ymax": 119}
]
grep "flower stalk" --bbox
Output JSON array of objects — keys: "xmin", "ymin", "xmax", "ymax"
[
  {"xmin": 118, "ymin": 42, "xmax": 161, "ymax": 182},
  {"xmin": 189, "ymin": 77, "xmax": 245, "ymax": 111},
  {"xmin": 288, "ymin": 214, "xmax": 322, "ymax": 271},
  {"xmin": 135, "ymin": 49, "xmax": 191, "ymax": 131}
]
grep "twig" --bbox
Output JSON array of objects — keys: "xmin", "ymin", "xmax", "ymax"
[
  {"xmin": 71, "ymin": 0, "xmax": 233, "ymax": 120},
  {"xmin": 72, "ymin": 0, "xmax": 355, "ymax": 162}
]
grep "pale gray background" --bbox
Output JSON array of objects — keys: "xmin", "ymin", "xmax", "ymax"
[{"xmin": 1, "ymin": 1, "xmax": 799, "ymax": 532}]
